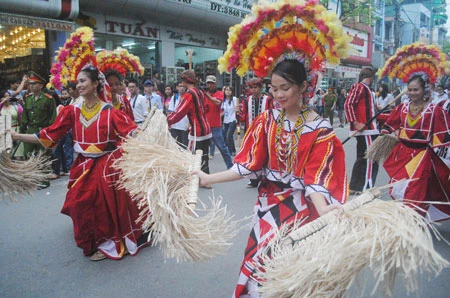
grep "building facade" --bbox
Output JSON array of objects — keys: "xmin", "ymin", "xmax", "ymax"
[{"xmin": 2, "ymin": 0, "xmax": 447, "ymax": 93}]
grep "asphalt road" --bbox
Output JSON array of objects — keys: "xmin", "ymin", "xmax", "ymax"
[{"xmin": 1, "ymin": 124, "xmax": 449, "ymax": 298}]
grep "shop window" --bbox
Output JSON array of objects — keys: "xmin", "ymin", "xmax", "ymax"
[
  {"xmin": 94, "ymin": 33, "xmax": 159, "ymax": 78},
  {"xmin": 174, "ymin": 44, "xmax": 223, "ymax": 83},
  {"xmin": 0, "ymin": 25, "xmax": 46, "ymax": 87}
]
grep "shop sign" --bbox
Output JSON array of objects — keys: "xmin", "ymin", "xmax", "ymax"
[
  {"xmin": 209, "ymin": 1, "xmax": 250, "ymax": 18},
  {"xmin": 170, "ymin": 0, "xmax": 251, "ymax": 19},
  {"xmin": 335, "ymin": 66, "xmax": 361, "ymax": 74},
  {"xmin": 93, "ymin": 13, "xmax": 225, "ymax": 49},
  {"xmin": 342, "ymin": 24, "xmax": 372, "ymax": 65},
  {"xmin": 345, "ymin": 27, "xmax": 368, "ymax": 58},
  {"xmin": 0, "ymin": 13, "xmax": 74, "ymax": 31},
  {"xmin": 165, "ymin": 29, "xmax": 222, "ymax": 48},
  {"xmin": 104, "ymin": 20, "xmax": 159, "ymax": 39}
]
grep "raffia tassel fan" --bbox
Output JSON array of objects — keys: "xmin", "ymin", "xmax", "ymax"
[
  {"xmin": 0, "ymin": 115, "xmax": 51, "ymax": 198},
  {"xmin": 255, "ymin": 188, "xmax": 449, "ymax": 298},
  {"xmin": 366, "ymin": 134, "xmax": 399, "ymax": 163},
  {"xmin": 114, "ymin": 109, "xmax": 239, "ymax": 262}
]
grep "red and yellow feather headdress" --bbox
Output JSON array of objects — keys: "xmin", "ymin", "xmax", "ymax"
[
  {"xmin": 96, "ymin": 48, "xmax": 145, "ymax": 77},
  {"xmin": 377, "ymin": 42, "xmax": 450, "ymax": 84},
  {"xmin": 218, "ymin": 0, "xmax": 351, "ymax": 78}
]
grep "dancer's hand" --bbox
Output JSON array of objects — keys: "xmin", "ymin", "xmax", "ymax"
[
  {"xmin": 316, "ymin": 203, "xmax": 343, "ymax": 217},
  {"xmin": 353, "ymin": 121, "xmax": 365, "ymax": 131},
  {"xmin": 310, "ymin": 192, "xmax": 344, "ymax": 216},
  {"xmin": 192, "ymin": 170, "xmax": 211, "ymax": 187},
  {"xmin": 9, "ymin": 130, "xmax": 18, "ymax": 140}
]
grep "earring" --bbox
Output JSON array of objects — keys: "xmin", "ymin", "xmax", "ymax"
[
  {"xmin": 94, "ymin": 90, "xmax": 98, "ymax": 98},
  {"xmin": 297, "ymin": 95, "xmax": 304, "ymax": 107}
]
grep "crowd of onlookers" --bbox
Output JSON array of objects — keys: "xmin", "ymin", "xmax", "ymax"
[{"xmin": 3, "ymin": 70, "xmax": 450, "ymax": 184}]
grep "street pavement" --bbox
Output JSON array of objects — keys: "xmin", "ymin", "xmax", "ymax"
[{"xmin": 1, "ymin": 123, "xmax": 449, "ymax": 298}]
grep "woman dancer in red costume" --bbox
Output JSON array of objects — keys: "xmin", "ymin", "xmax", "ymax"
[
  {"xmin": 377, "ymin": 42, "xmax": 450, "ymax": 222},
  {"xmin": 11, "ymin": 28, "xmax": 150, "ymax": 261},
  {"xmin": 194, "ymin": 0, "xmax": 351, "ymax": 296}
]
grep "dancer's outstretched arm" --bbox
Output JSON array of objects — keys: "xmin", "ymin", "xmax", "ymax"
[
  {"xmin": 11, "ymin": 131, "xmax": 40, "ymax": 144},
  {"xmin": 194, "ymin": 169, "xmax": 242, "ymax": 187}
]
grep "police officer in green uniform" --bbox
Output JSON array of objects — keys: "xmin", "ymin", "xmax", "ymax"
[{"xmin": 21, "ymin": 71, "xmax": 56, "ymax": 188}]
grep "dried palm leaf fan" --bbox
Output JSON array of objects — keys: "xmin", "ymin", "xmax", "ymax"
[
  {"xmin": 366, "ymin": 134, "xmax": 399, "ymax": 163},
  {"xmin": 114, "ymin": 109, "xmax": 238, "ymax": 262},
  {"xmin": 0, "ymin": 115, "xmax": 51, "ymax": 198},
  {"xmin": 255, "ymin": 187, "xmax": 449, "ymax": 297}
]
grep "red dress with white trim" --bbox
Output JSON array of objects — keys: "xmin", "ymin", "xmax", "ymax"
[
  {"xmin": 231, "ymin": 109, "xmax": 348, "ymax": 297},
  {"xmin": 38, "ymin": 102, "xmax": 148, "ymax": 259},
  {"xmin": 381, "ymin": 102, "xmax": 450, "ymax": 222},
  {"xmin": 113, "ymin": 95, "xmax": 134, "ymax": 122}
]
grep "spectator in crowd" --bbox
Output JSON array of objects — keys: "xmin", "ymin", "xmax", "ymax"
[
  {"xmin": 128, "ymin": 79, "xmax": 149, "ymax": 125},
  {"xmin": 222, "ymin": 85, "xmax": 238, "ymax": 156},
  {"xmin": 8, "ymin": 74, "xmax": 28, "ymax": 101},
  {"xmin": 315, "ymin": 88, "xmax": 326, "ymax": 116},
  {"xmin": 50, "ymin": 88, "xmax": 72, "ymax": 179},
  {"xmin": 67, "ymin": 81, "xmax": 81, "ymax": 105},
  {"xmin": 336, "ymin": 88, "xmax": 346, "ymax": 127},
  {"xmin": 376, "ymin": 84, "xmax": 394, "ymax": 111},
  {"xmin": 143, "ymin": 80, "xmax": 163, "ymax": 110},
  {"xmin": 152, "ymin": 71, "xmax": 161, "ymax": 86},
  {"xmin": 168, "ymin": 82, "xmax": 189, "ymax": 148},
  {"xmin": 0, "ymin": 90, "xmax": 24, "ymax": 159},
  {"xmin": 204, "ymin": 75, "xmax": 233, "ymax": 169},
  {"xmin": 163, "ymin": 84, "xmax": 174, "ymax": 114},
  {"xmin": 432, "ymin": 84, "xmax": 448, "ymax": 105},
  {"xmin": 323, "ymin": 88, "xmax": 337, "ymax": 126}
]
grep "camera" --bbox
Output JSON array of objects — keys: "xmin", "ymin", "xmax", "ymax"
[
  {"xmin": 9, "ymin": 97, "xmax": 18, "ymax": 102},
  {"xmin": 199, "ymin": 82, "xmax": 208, "ymax": 91}
]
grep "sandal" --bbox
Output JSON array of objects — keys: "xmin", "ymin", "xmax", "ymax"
[{"xmin": 90, "ymin": 251, "xmax": 107, "ymax": 261}]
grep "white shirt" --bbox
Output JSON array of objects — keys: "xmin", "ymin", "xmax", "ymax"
[
  {"xmin": 222, "ymin": 97, "xmax": 238, "ymax": 124},
  {"xmin": 148, "ymin": 92, "xmax": 163, "ymax": 110},
  {"xmin": 432, "ymin": 92, "xmax": 448, "ymax": 105},
  {"xmin": 376, "ymin": 93, "xmax": 394, "ymax": 110},
  {"xmin": 168, "ymin": 93, "xmax": 189, "ymax": 130},
  {"xmin": 129, "ymin": 94, "xmax": 149, "ymax": 123}
]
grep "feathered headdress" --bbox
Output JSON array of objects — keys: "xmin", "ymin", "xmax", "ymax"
[
  {"xmin": 49, "ymin": 27, "xmax": 96, "ymax": 91},
  {"xmin": 377, "ymin": 42, "xmax": 450, "ymax": 84},
  {"xmin": 96, "ymin": 48, "xmax": 145, "ymax": 77},
  {"xmin": 49, "ymin": 27, "xmax": 115, "ymax": 103},
  {"xmin": 218, "ymin": 0, "xmax": 351, "ymax": 80}
]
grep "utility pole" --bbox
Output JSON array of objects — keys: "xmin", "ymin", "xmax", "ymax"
[{"xmin": 393, "ymin": 0, "xmax": 401, "ymax": 49}]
